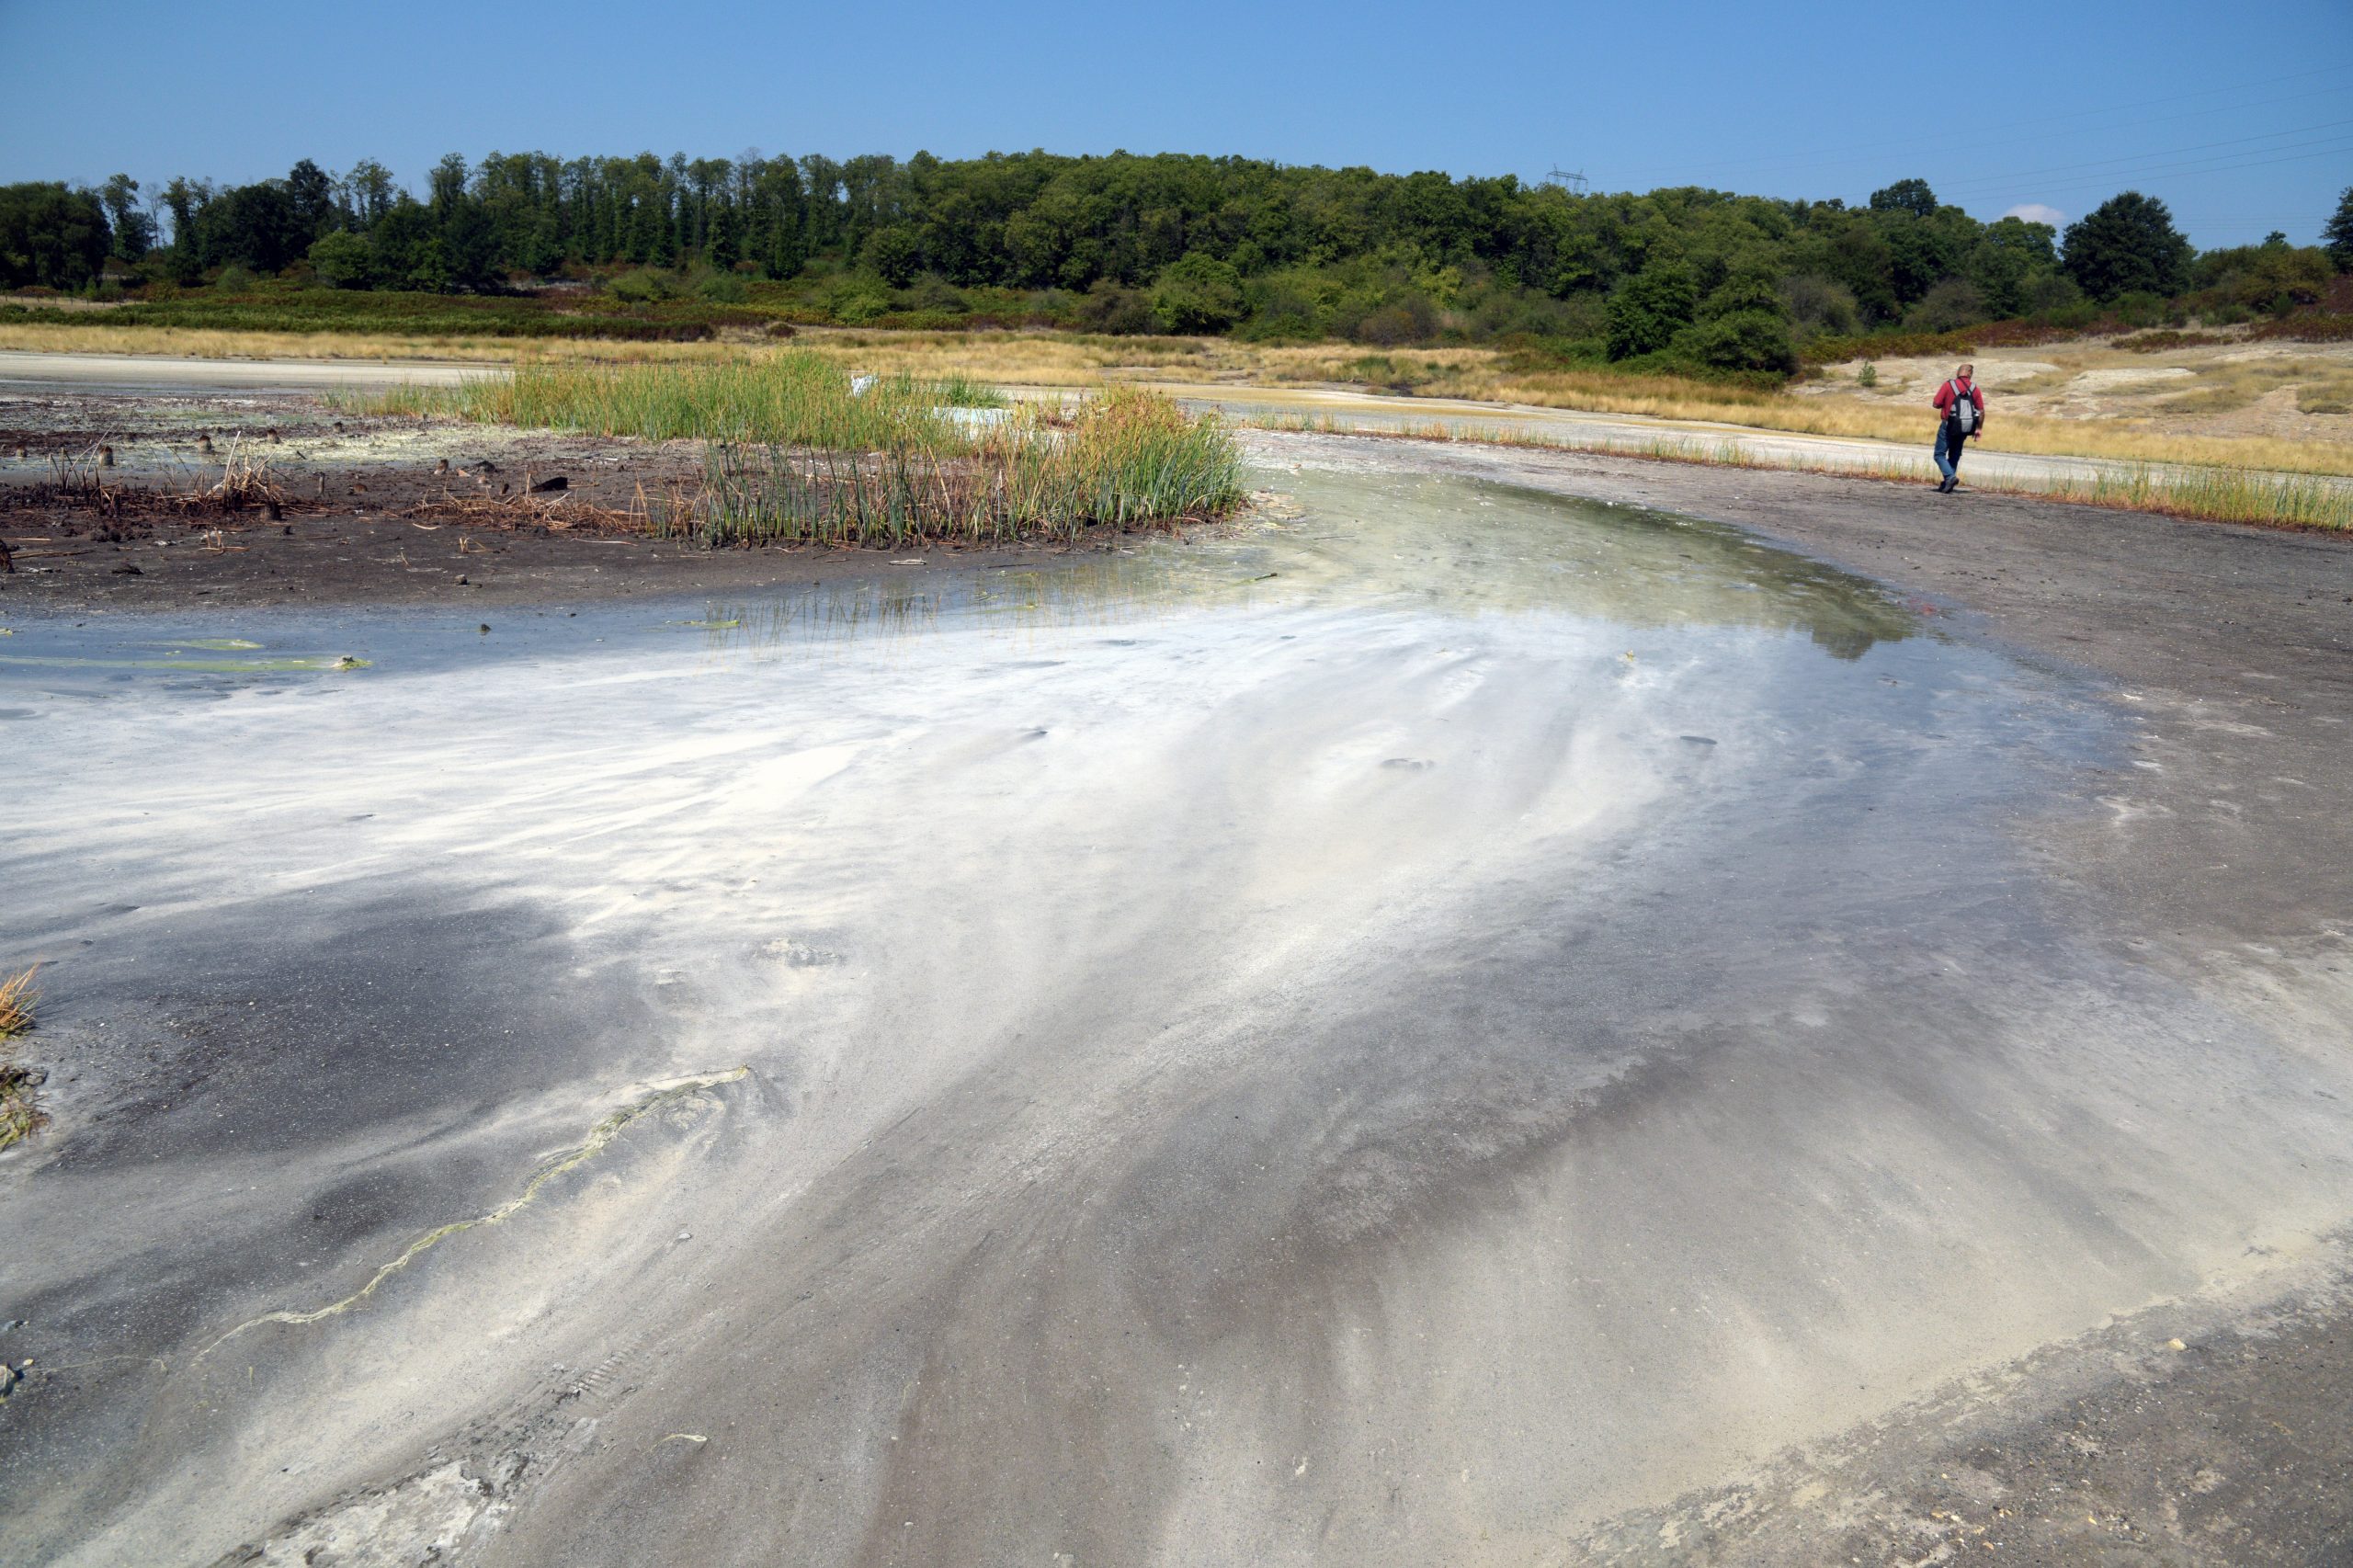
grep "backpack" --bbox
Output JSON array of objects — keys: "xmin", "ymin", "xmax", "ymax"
[{"xmin": 1946, "ymin": 380, "xmax": 1979, "ymax": 434}]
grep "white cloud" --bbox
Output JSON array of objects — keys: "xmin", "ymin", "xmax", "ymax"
[{"xmin": 2001, "ymin": 203, "xmax": 2066, "ymax": 228}]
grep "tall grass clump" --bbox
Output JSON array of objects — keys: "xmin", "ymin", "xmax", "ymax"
[
  {"xmin": 2049, "ymin": 463, "xmax": 2353, "ymax": 531},
  {"xmin": 0, "ymin": 965, "xmax": 41, "ymax": 1152},
  {"xmin": 359, "ymin": 353, "xmax": 967, "ymax": 449},
  {"xmin": 688, "ymin": 386, "xmax": 1245, "ymax": 547}
]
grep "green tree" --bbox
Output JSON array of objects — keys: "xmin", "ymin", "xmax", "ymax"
[
  {"xmin": 1677, "ymin": 310, "xmax": 1797, "ymax": 373},
  {"xmin": 287, "ymin": 159, "xmax": 336, "ymax": 241},
  {"xmin": 1605, "ymin": 260, "xmax": 1698, "ymax": 358},
  {"xmin": 865, "ymin": 223, "xmax": 922, "ymax": 286},
  {"xmin": 1152, "ymin": 252, "xmax": 1245, "ymax": 333},
  {"xmin": 307, "ymin": 230, "xmax": 374, "ymax": 289},
  {"xmin": 1869, "ymin": 179, "xmax": 1938, "ymax": 220},
  {"xmin": 0, "ymin": 183, "xmax": 111, "ymax": 289},
  {"xmin": 98, "ymin": 175, "xmax": 153, "ymax": 260},
  {"xmin": 2063, "ymin": 192, "xmax": 2191, "ymax": 301},
  {"xmin": 2324, "ymin": 186, "xmax": 2353, "ymax": 273}
]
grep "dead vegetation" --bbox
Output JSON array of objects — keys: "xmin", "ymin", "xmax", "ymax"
[
  {"xmin": 0, "ymin": 965, "xmax": 42, "ymax": 1153},
  {"xmin": 4, "ymin": 441, "xmax": 303, "ymax": 527}
]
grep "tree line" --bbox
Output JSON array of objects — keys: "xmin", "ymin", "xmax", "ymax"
[{"xmin": 5, "ymin": 151, "xmax": 2350, "ymax": 371}]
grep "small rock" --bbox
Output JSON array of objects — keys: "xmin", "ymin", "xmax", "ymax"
[
  {"xmin": 111, "ymin": 562, "xmax": 142, "ymax": 575},
  {"xmin": 675, "ymin": 1231, "xmax": 692, "ymax": 1244},
  {"xmin": 455, "ymin": 574, "xmax": 470, "ymax": 585}
]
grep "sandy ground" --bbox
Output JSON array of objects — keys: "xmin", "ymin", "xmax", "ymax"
[
  {"xmin": 12, "ymin": 349, "xmax": 2349, "ymax": 499},
  {"xmin": 1805, "ymin": 333, "xmax": 2353, "ymax": 448},
  {"xmin": 3, "ymin": 409, "xmax": 2352, "ymax": 1565}
]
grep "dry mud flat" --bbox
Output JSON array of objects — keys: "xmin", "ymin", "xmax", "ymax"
[{"xmin": 2, "ymin": 419, "xmax": 2351, "ymax": 1567}]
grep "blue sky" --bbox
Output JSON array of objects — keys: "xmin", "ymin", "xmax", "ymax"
[{"xmin": 4, "ymin": 0, "xmax": 2348, "ymax": 248}]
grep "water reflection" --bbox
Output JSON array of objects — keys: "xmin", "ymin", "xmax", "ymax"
[{"xmin": 685, "ymin": 467, "xmax": 1913, "ymax": 663}]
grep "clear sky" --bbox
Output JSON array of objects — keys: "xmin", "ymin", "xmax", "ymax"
[{"xmin": 4, "ymin": 0, "xmax": 2348, "ymax": 249}]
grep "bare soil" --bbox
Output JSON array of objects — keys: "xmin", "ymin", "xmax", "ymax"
[{"xmin": 0, "ymin": 397, "xmax": 1136, "ymax": 611}]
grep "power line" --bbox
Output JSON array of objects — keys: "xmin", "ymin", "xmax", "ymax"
[
  {"xmin": 1658, "ymin": 63, "xmax": 2353, "ymax": 182},
  {"xmin": 1940, "ymin": 138, "xmax": 2353, "ymax": 205},
  {"xmin": 1925, "ymin": 119, "xmax": 2353, "ymax": 194}
]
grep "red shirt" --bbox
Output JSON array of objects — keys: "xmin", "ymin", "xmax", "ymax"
[{"xmin": 1932, "ymin": 377, "xmax": 1985, "ymax": 417}]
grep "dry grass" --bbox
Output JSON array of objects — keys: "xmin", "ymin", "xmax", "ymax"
[
  {"xmin": 10, "ymin": 321, "xmax": 2350, "ymax": 475},
  {"xmin": 1242, "ymin": 411, "xmax": 2353, "ymax": 533},
  {"xmin": 686, "ymin": 385, "xmax": 1246, "ymax": 547},
  {"xmin": 0, "ymin": 965, "xmax": 33, "ymax": 1040},
  {"xmin": 0, "ymin": 964, "xmax": 41, "ymax": 1153}
]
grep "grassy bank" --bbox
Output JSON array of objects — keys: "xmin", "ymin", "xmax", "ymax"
[
  {"xmin": 686, "ymin": 387, "xmax": 1246, "ymax": 547},
  {"xmin": 350, "ymin": 355, "xmax": 1245, "ymax": 546},
  {"xmin": 1241, "ymin": 412, "xmax": 2353, "ymax": 533}
]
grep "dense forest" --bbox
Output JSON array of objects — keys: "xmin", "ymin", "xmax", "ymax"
[{"xmin": 5, "ymin": 150, "xmax": 2350, "ymax": 374}]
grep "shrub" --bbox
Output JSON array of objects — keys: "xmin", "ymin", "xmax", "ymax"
[
  {"xmin": 307, "ymin": 230, "xmax": 374, "ymax": 290},
  {"xmin": 1606, "ymin": 261, "xmax": 1699, "ymax": 360},
  {"xmin": 695, "ymin": 269, "xmax": 749, "ymax": 303},
  {"xmin": 1079, "ymin": 278, "xmax": 1154, "ymax": 335},
  {"xmin": 1351, "ymin": 295, "xmax": 1438, "ymax": 347},
  {"xmin": 608, "ymin": 267, "xmax": 675, "ymax": 303},
  {"xmin": 1783, "ymin": 273, "xmax": 1859, "ymax": 336},
  {"xmin": 1676, "ymin": 310, "xmax": 1799, "ymax": 374},
  {"xmin": 1152, "ymin": 253, "xmax": 1245, "ymax": 334},
  {"xmin": 1904, "ymin": 278, "xmax": 1985, "ymax": 334}
]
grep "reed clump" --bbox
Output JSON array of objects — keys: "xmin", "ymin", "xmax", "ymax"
[
  {"xmin": 0, "ymin": 965, "xmax": 41, "ymax": 1152},
  {"xmin": 686, "ymin": 386, "xmax": 1245, "ymax": 547},
  {"xmin": 353, "ymin": 352, "xmax": 1007, "ymax": 449}
]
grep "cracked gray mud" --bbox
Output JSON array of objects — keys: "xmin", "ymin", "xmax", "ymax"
[{"xmin": 3, "ymin": 452, "xmax": 2350, "ymax": 1567}]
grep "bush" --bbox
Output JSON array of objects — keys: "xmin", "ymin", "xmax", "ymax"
[
  {"xmin": 695, "ymin": 269, "xmax": 749, "ymax": 303},
  {"xmin": 1351, "ymin": 295, "xmax": 1439, "ymax": 347},
  {"xmin": 1152, "ymin": 253, "xmax": 1245, "ymax": 334},
  {"xmin": 307, "ymin": 230, "xmax": 373, "ymax": 290},
  {"xmin": 825, "ymin": 277, "xmax": 892, "ymax": 324},
  {"xmin": 1676, "ymin": 310, "xmax": 1799, "ymax": 374},
  {"xmin": 212, "ymin": 263, "xmax": 258, "ymax": 293},
  {"xmin": 1605, "ymin": 261, "xmax": 1699, "ymax": 360},
  {"xmin": 1904, "ymin": 278, "xmax": 1985, "ymax": 334},
  {"xmin": 1783, "ymin": 273, "xmax": 1859, "ymax": 336},
  {"xmin": 1078, "ymin": 278, "xmax": 1154, "ymax": 335},
  {"xmin": 608, "ymin": 268, "xmax": 675, "ymax": 303}
]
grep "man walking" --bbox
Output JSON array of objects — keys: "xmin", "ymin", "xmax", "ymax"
[{"xmin": 1930, "ymin": 363, "xmax": 1985, "ymax": 493}]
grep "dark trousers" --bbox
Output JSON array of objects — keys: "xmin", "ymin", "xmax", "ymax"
[{"xmin": 1934, "ymin": 419, "xmax": 1969, "ymax": 482}]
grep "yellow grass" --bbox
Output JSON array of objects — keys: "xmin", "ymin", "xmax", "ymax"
[
  {"xmin": 7, "ymin": 322, "xmax": 2349, "ymax": 476},
  {"xmin": 1242, "ymin": 412, "xmax": 2353, "ymax": 532},
  {"xmin": 0, "ymin": 964, "xmax": 33, "ymax": 1039},
  {"xmin": 0, "ymin": 963, "xmax": 39, "ymax": 1151}
]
